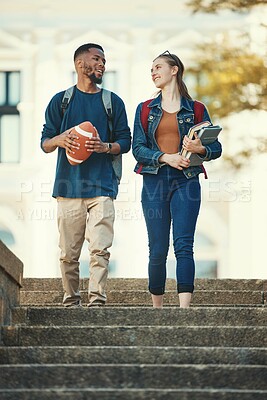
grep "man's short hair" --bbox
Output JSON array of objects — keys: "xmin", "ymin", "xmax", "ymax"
[{"xmin": 74, "ymin": 43, "xmax": 104, "ymax": 61}]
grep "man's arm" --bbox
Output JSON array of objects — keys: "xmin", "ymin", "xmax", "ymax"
[{"xmin": 109, "ymin": 93, "xmax": 131, "ymax": 154}]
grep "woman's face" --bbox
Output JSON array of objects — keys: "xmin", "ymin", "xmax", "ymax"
[{"xmin": 151, "ymin": 57, "xmax": 176, "ymax": 89}]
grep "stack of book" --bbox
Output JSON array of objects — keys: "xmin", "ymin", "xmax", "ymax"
[{"xmin": 181, "ymin": 121, "xmax": 222, "ymax": 166}]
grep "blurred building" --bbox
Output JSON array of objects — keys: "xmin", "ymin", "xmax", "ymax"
[{"xmin": 0, "ymin": 0, "xmax": 266, "ymax": 279}]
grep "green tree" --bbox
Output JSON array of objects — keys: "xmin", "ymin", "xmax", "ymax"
[
  {"xmin": 187, "ymin": 38, "xmax": 267, "ymax": 119},
  {"xmin": 185, "ymin": 1, "xmax": 267, "ymax": 167},
  {"xmin": 187, "ymin": 38, "xmax": 267, "ymax": 168},
  {"xmin": 187, "ymin": 0, "xmax": 266, "ymax": 13}
]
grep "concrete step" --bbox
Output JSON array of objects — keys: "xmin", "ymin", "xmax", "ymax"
[
  {"xmin": 0, "ymin": 389, "xmax": 267, "ymax": 400},
  {"xmin": 11, "ymin": 306, "xmax": 267, "ymax": 327},
  {"xmin": 2, "ymin": 325, "xmax": 267, "ymax": 347},
  {"xmin": 1, "ymin": 345, "xmax": 267, "ymax": 365},
  {"xmin": 0, "ymin": 364, "xmax": 267, "ymax": 390},
  {"xmin": 21, "ymin": 277, "xmax": 267, "ymax": 291},
  {"xmin": 19, "ymin": 290, "xmax": 266, "ymax": 306}
]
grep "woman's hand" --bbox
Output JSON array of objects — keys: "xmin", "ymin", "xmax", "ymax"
[
  {"xmin": 182, "ymin": 132, "xmax": 206, "ymax": 156},
  {"xmin": 159, "ymin": 153, "xmax": 190, "ymax": 170}
]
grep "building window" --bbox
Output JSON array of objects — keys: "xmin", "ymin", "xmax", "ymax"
[{"xmin": 0, "ymin": 71, "xmax": 21, "ymax": 163}]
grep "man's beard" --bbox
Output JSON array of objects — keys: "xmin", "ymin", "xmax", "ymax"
[{"xmin": 89, "ymin": 73, "xmax": 103, "ymax": 84}]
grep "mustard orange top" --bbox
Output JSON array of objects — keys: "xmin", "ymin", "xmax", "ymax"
[{"xmin": 155, "ymin": 110, "xmax": 180, "ymax": 154}]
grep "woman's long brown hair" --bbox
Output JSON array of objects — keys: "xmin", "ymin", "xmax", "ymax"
[{"xmin": 154, "ymin": 53, "xmax": 192, "ymax": 100}]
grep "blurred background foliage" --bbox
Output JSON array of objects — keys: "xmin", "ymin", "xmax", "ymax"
[
  {"xmin": 187, "ymin": 0, "xmax": 267, "ymax": 13},
  {"xmin": 187, "ymin": 38, "xmax": 267, "ymax": 119},
  {"xmin": 186, "ymin": 0, "xmax": 267, "ymax": 168}
]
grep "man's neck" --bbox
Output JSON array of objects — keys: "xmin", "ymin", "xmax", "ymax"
[{"xmin": 76, "ymin": 80, "xmax": 100, "ymax": 94}]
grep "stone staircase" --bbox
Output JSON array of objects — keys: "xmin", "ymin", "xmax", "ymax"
[{"xmin": 1, "ymin": 277, "xmax": 267, "ymax": 399}]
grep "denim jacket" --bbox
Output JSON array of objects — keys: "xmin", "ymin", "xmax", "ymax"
[{"xmin": 132, "ymin": 94, "xmax": 222, "ymax": 179}]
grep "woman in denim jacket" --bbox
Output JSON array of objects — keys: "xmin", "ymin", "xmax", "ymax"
[{"xmin": 132, "ymin": 51, "xmax": 222, "ymax": 308}]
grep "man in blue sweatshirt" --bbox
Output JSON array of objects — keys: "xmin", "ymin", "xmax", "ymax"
[{"xmin": 41, "ymin": 43, "xmax": 131, "ymax": 307}]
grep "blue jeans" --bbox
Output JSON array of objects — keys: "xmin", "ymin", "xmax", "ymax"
[{"xmin": 141, "ymin": 166, "xmax": 201, "ymax": 295}]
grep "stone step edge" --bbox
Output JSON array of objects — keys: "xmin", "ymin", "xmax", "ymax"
[
  {"xmin": 12, "ymin": 303, "xmax": 267, "ymax": 314},
  {"xmin": 1, "ymin": 345, "xmax": 265, "ymax": 350},
  {"xmin": 19, "ymin": 289, "xmax": 266, "ymax": 293},
  {"xmin": 0, "ymin": 388, "xmax": 267, "ymax": 394},
  {"xmin": 1, "ymin": 363, "xmax": 267, "ymax": 367},
  {"xmin": 17, "ymin": 305, "xmax": 267, "ymax": 309},
  {"xmin": 6, "ymin": 325, "xmax": 267, "ymax": 329}
]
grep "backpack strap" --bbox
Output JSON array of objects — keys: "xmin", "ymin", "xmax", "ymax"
[
  {"xmin": 193, "ymin": 100, "xmax": 205, "ymax": 124},
  {"xmin": 193, "ymin": 100, "xmax": 208, "ymax": 179},
  {"xmin": 140, "ymin": 99, "xmax": 153, "ymax": 133},
  {"xmin": 135, "ymin": 99, "xmax": 153, "ymax": 174},
  {"xmin": 101, "ymin": 89, "xmax": 113, "ymax": 141},
  {"xmin": 61, "ymin": 86, "xmax": 76, "ymax": 115},
  {"xmin": 101, "ymin": 89, "xmax": 122, "ymax": 184}
]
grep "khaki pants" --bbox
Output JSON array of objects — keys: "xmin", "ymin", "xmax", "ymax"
[{"xmin": 57, "ymin": 196, "xmax": 114, "ymax": 306}]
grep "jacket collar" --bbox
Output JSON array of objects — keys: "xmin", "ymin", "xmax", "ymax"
[
  {"xmin": 148, "ymin": 94, "xmax": 161, "ymax": 108},
  {"xmin": 148, "ymin": 93, "xmax": 194, "ymax": 113},
  {"xmin": 180, "ymin": 96, "xmax": 194, "ymax": 112}
]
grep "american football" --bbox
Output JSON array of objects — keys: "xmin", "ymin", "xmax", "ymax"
[{"xmin": 66, "ymin": 121, "xmax": 96, "ymax": 165}]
